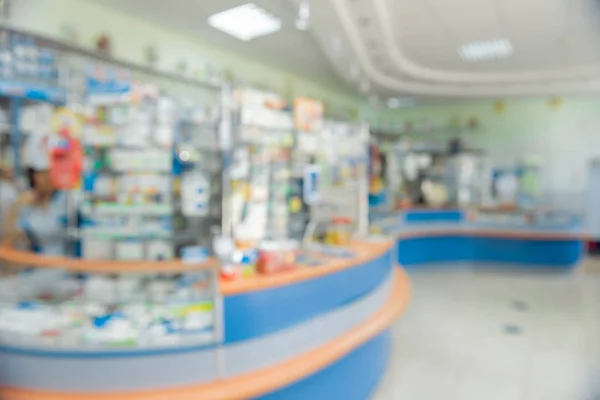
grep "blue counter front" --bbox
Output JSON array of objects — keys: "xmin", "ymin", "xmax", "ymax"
[
  {"xmin": 375, "ymin": 209, "xmax": 587, "ymax": 269},
  {"xmin": 0, "ymin": 240, "xmax": 409, "ymax": 400}
]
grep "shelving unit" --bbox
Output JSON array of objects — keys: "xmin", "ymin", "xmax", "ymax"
[
  {"xmin": 172, "ymin": 105, "xmax": 223, "ymax": 254},
  {"xmin": 79, "ymin": 68, "xmax": 176, "ymax": 261},
  {"xmin": 0, "ymin": 24, "xmax": 228, "ymax": 351},
  {"xmin": 231, "ymin": 89, "xmax": 294, "ymax": 243},
  {"xmin": 301, "ymin": 121, "xmax": 370, "ymax": 242}
]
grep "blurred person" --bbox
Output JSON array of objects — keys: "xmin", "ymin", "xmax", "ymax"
[
  {"xmin": 3, "ymin": 132, "xmax": 71, "ymax": 256},
  {"xmin": 0, "ymin": 160, "xmax": 17, "ymax": 238}
]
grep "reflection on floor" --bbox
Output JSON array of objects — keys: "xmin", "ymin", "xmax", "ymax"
[{"xmin": 373, "ymin": 262, "xmax": 600, "ymax": 400}]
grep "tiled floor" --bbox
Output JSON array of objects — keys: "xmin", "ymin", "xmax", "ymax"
[{"xmin": 373, "ymin": 262, "xmax": 600, "ymax": 400}]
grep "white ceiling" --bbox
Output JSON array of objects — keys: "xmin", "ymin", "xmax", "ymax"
[
  {"xmin": 395, "ymin": 0, "xmax": 600, "ymax": 72},
  {"xmin": 92, "ymin": 0, "xmax": 600, "ymax": 102},
  {"xmin": 313, "ymin": 0, "xmax": 600, "ymax": 97}
]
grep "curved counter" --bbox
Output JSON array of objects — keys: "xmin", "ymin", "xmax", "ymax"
[
  {"xmin": 0, "ymin": 239, "xmax": 406, "ymax": 400},
  {"xmin": 376, "ymin": 210, "xmax": 587, "ymax": 268}
]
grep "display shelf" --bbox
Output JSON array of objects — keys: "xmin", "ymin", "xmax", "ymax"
[
  {"xmin": 172, "ymin": 102, "xmax": 223, "ymax": 254},
  {"xmin": 0, "ymin": 79, "xmax": 65, "ymax": 103},
  {"xmin": 79, "ymin": 71, "xmax": 177, "ymax": 261},
  {"xmin": 82, "ymin": 203, "xmax": 174, "ymax": 216},
  {"xmin": 231, "ymin": 89, "xmax": 294, "ymax": 243},
  {"xmin": 0, "ymin": 250, "xmax": 221, "ymax": 351}
]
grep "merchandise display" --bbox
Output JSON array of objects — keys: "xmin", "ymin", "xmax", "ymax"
[
  {"xmin": 80, "ymin": 68, "xmax": 175, "ymax": 261},
  {"xmin": 0, "ymin": 31, "xmax": 62, "ymax": 90},
  {"xmin": 0, "ymin": 25, "xmax": 404, "ymax": 400},
  {"xmin": 218, "ymin": 90, "xmax": 368, "ymax": 279},
  {"xmin": 172, "ymin": 101, "xmax": 223, "ymax": 254},
  {"xmin": 79, "ymin": 65, "xmax": 225, "ymax": 261},
  {"xmin": 232, "ymin": 88, "xmax": 294, "ymax": 243},
  {"xmin": 371, "ymin": 134, "xmax": 491, "ymax": 212},
  {"xmin": 300, "ymin": 121, "xmax": 369, "ymax": 247},
  {"xmin": 0, "ymin": 266, "xmax": 220, "ymax": 349}
]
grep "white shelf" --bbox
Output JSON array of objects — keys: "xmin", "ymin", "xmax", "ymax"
[
  {"xmin": 83, "ymin": 203, "xmax": 173, "ymax": 216},
  {"xmin": 79, "ymin": 227, "xmax": 171, "ymax": 240}
]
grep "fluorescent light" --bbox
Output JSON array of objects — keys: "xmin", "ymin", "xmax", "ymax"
[
  {"xmin": 459, "ymin": 39, "xmax": 512, "ymax": 62},
  {"xmin": 208, "ymin": 3, "xmax": 282, "ymax": 41}
]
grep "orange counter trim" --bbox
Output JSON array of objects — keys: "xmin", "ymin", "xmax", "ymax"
[
  {"xmin": 0, "ymin": 268, "xmax": 410, "ymax": 400},
  {"xmin": 220, "ymin": 240, "xmax": 393, "ymax": 295},
  {"xmin": 0, "ymin": 246, "xmax": 218, "ymax": 274},
  {"xmin": 0, "ymin": 240, "xmax": 393, "ymax": 295}
]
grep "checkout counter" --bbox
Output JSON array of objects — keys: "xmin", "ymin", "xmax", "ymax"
[
  {"xmin": 0, "ymin": 239, "xmax": 408, "ymax": 400},
  {"xmin": 374, "ymin": 208, "xmax": 586, "ymax": 268}
]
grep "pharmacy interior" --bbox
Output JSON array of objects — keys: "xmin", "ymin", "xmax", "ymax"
[{"xmin": 0, "ymin": 25, "xmax": 403, "ymax": 400}]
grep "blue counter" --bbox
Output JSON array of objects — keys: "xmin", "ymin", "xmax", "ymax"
[
  {"xmin": 0, "ymin": 241, "xmax": 406, "ymax": 400},
  {"xmin": 375, "ymin": 210, "xmax": 586, "ymax": 269}
]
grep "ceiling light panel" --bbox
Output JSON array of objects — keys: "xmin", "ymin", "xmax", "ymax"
[
  {"xmin": 208, "ymin": 3, "xmax": 282, "ymax": 41},
  {"xmin": 459, "ymin": 39, "xmax": 513, "ymax": 62}
]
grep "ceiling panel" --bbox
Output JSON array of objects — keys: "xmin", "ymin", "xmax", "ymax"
[
  {"xmin": 384, "ymin": 0, "xmax": 600, "ymax": 73},
  {"xmin": 424, "ymin": 0, "xmax": 494, "ymax": 13},
  {"xmin": 391, "ymin": 0, "xmax": 431, "ymax": 21}
]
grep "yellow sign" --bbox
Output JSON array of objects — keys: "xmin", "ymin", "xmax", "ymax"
[
  {"xmin": 290, "ymin": 196, "xmax": 302, "ymax": 213},
  {"xmin": 493, "ymin": 100, "xmax": 506, "ymax": 115},
  {"xmin": 52, "ymin": 107, "xmax": 82, "ymax": 137},
  {"xmin": 294, "ymin": 97, "xmax": 324, "ymax": 132},
  {"xmin": 548, "ymin": 97, "xmax": 563, "ymax": 110}
]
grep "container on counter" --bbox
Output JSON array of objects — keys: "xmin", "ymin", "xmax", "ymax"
[
  {"xmin": 329, "ymin": 217, "xmax": 353, "ymax": 246},
  {"xmin": 257, "ymin": 240, "xmax": 299, "ymax": 275}
]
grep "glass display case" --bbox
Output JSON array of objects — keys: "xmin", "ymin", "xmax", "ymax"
[
  {"xmin": 0, "ymin": 256, "xmax": 221, "ymax": 350},
  {"xmin": 472, "ymin": 207, "xmax": 580, "ymax": 229}
]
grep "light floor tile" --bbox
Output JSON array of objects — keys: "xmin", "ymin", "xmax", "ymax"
[{"xmin": 373, "ymin": 262, "xmax": 600, "ymax": 400}]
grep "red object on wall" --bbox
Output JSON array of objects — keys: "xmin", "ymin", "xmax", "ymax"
[{"xmin": 50, "ymin": 128, "xmax": 83, "ymax": 190}]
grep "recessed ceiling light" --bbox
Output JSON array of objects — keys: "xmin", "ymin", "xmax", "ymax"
[
  {"xmin": 459, "ymin": 39, "xmax": 512, "ymax": 62},
  {"xmin": 208, "ymin": 3, "xmax": 282, "ymax": 41}
]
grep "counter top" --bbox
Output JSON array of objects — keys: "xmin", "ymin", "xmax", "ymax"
[
  {"xmin": 374, "ymin": 210, "xmax": 587, "ymax": 241},
  {"xmin": 220, "ymin": 240, "xmax": 393, "ymax": 295},
  {"xmin": 0, "ymin": 239, "xmax": 394, "ymax": 296},
  {"xmin": 0, "ymin": 246, "xmax": 218, "ymax": 274},
  {"xmin": 391, "ymin": 223, "xmax": 588, "ymax": 240}
]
